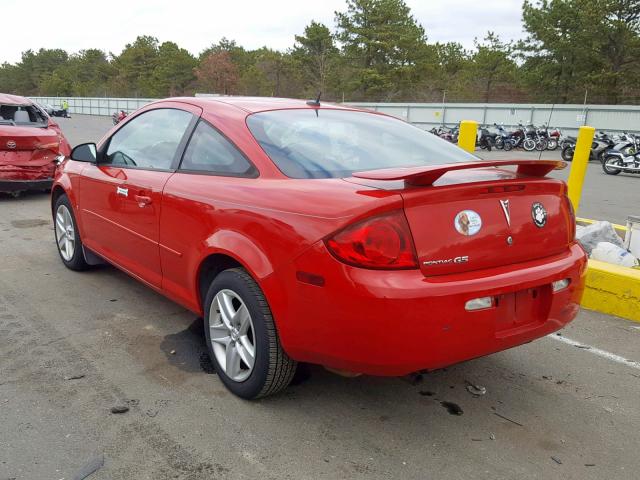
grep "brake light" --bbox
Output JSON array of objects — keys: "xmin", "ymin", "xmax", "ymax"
[
  {"xmin": 564, "ymin": 194, "xmax": 576, "ymax": 240},
  {"xmin": 325, "ymin": 211, "xmax": 418, "ymax": 269}
]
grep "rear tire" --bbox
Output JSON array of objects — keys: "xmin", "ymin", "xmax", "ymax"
[
  {"xmin": 504, "ymin": 141, "xmax": 513, "ymax": 152},
  {"xmin": 602, "ymin": 156, "xmax": 622, "ymax": 175},
  {"xmin": 53, "ymin": 194, "xmax": 90, "ymax": 271},
  {"xmin": 203, "ymin": 268, "xmax": 297, "ymax": 399}
]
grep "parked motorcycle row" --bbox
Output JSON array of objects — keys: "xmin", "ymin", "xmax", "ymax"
[
  {"xmin": 431, "ymin": 123, "xmax": 640, "ymax": 177},
  {"xmin": 430, "ymin": 123, "xmax": 562, "ymax": 153},
  {"xmin": 560, "ymin": 131, "xmax": 640, "ymax": 176}
]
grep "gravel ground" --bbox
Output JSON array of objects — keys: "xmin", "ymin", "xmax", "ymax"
[{"xmin": 1, "ymin": 114, "xmax": 638, "ymax": 479}]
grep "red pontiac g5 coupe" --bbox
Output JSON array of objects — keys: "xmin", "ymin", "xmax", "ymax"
[{"xmin": 52, "ymin": 97, "xmax": 587, "ymax": 399}]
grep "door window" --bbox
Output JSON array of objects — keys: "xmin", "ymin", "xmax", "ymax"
[
  {"xmin": 104, "ymin": 108, "xmax": 193, "ymax": 170},
  {"xmin": 180, "ymin": 120, "xmax": 256, "ymax": 177}
]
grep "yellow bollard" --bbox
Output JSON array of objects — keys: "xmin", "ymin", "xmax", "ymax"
[
  {"xmin": 567, "ymin": 126, "xmax": 596, "ymax": 212},
  {"xmin": 457, "ymin": 120, "xmax": 478, "ymax": 153}
]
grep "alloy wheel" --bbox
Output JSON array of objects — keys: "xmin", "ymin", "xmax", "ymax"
[
  {"xmin": 55, "ymin": 204, "xmax": 75, "ymax": 261},
  {"xmin": 209, "ymin": 289, "xmax": 256, "ymax": 382}
]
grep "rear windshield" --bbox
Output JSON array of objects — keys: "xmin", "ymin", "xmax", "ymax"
[
  {"xmin": 0, "ymin": 104, "xmax": 48, "ymax": 127},
  {"xmin": 246, "ymin": 109, "xmax": 478, "ymax": 179}
]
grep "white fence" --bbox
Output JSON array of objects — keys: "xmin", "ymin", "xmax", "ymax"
[
  {"xmin": 30, "ymin": 96, "xmax": 155, "ymax": 117},
  {"xmin": 348, "ymin": 102, "xmax": 640, "ymax": 135},
  {"xmin": 30, "ymin": 96, "xmax": 640, "ymax": 135}
]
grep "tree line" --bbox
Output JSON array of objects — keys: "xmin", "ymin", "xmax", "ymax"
[{"xmin": 1, "ymin": 0, "xmax": 638, "ymax": 104}]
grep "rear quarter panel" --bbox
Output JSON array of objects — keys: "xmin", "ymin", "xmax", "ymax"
[{"xmin": 158, "ymin": 175, "xmax": 401, "ymax": 314}]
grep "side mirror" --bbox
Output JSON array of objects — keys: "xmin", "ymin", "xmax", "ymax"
[{"xmin": 71, "ymin": 143, "xmax": 97, "ymax": 163}]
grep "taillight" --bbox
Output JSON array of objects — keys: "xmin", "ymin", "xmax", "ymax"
[
  {"xmin": 325, "ymin": 211, "xmax": 418, "ymax": 269},
  {"xmin": 564, "ymin": 194, "xmax": 576, "ymax": 240}
]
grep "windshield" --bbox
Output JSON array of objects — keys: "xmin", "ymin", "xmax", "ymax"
[{"xmin": 246, "ymin": 109, "xmax": 478, "ymax": 179}]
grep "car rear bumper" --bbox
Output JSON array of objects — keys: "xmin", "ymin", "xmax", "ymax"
[
  {"xmin": 0, "ymin": 178, "xmax": 53, "ymax": 193},
  {"xmin": 265, "ymin": 242, "xmax": 587, "ymax": 376}
]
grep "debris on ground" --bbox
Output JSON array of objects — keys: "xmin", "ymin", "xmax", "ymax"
[
  {"xmin": 110, "ymin": 405, "xmax": 129, "ymax": 414},
  {"xmin": 72, "ymin": 454, "xmax": 104, "ymax": 480},
  {"xmin": 419, "ymin": 390, "xmax": 435, "ymax": 397},
  {"xmin": 64, "ymin": 374, "xmax": 85, "ymax": 381},
  {"xmin": 169, "ymin": 349, "xmax": 176, "ymax": 355},
  {"xmin": 551, "ymin": 456, "xmax": 563, "ymax": 465},
  {"xmin": 576, "ymin": 221, "xmax": 624, "ymax": 255},
  {"xmin": 126, "ymin": 399, "xmax": 139, "ymax": 407},
  {"xmin": 493, "ymin": 412, "xmax": 523, "ymax": 427},
  {"xmin": 465, "ymin": 380, "xmax": 487, "ymax": 396},
  {"xmin": 440, "ymin": 401, "xmax": 463, "ymax": 415},
  {"xmin": 591, "ymin": 242, "xmax": 639, "ymax": 267},
  {"xmin": 489, "ymin": 433, "xmax": 496, "ymax": 440}
]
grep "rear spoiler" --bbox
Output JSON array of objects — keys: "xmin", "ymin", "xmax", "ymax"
[{"xmin": 352, "ymin": 160, "xmax": 566, "ymax": 186}]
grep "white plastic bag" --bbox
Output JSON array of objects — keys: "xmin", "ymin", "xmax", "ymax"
[
  {"xmin": 591, "ymin": 242, "xmax": 639, "ymax": 267},
  {"xmin": 576, "ymin": 221, "xmax": 625, "ymax": 255}
]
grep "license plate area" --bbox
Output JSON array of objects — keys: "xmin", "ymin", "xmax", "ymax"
[{"xmin": 495, "ymin": 285, "xmax": 552, "ymax": 335}]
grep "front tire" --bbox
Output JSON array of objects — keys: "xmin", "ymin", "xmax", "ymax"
[
  {"xmin": 54, "ymin": 194, "xmax": 89, "ymax": 271},
  {"xmin": 204, "ymin": 268, "xmax": 297, "ymax": 399},
  {"xmin": 523, "ymin": 138, "xmax": 536, "ymax": 151},
  {"xmin": 561, "ymin": 145, "xmax": 574, "ymax": 162},
  {"xmin": 547, "ymin": 138, "xmax": 558, "ymax": 150}
]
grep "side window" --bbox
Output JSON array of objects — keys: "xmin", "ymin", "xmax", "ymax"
[
  {"xmin": 105, "ymin": 108, "xmax": 192, "ymax": 170},
  {"xmin": 180, "ymin": 120, "xmax": 256, "ymax": 177}
]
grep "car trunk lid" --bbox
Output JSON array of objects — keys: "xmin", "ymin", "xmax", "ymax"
[
  {"xmin": 351, "ymin": 160, "xmax": 573, "ymax": 276},
  {"xmin": 0, "ymin": 125, "xmax": 59, "ymax": 152}
]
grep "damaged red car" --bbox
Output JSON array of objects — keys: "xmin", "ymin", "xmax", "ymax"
[
  {"xmin": 1, "ymin": 93, "xmax": 71, "ymax": 196},
  {"xmin": 52, "ymin": 97, "xmax": 587, "ymax": 399}
]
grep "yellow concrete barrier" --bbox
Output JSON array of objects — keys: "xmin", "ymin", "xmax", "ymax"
[
  {"xmin": 567, "ymin": 126, "xmax": 596, "ymax": 212},
  {"xmin": 457, "ymin": 120, "xmax": 478, "ymax": 153},
  {"xmin": 582, "ymin": 259, "xmax": 640, "ymax": 323}
]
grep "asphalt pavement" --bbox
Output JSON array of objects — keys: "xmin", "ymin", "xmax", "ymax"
[{"xmin": 0, "ymin": 115, "xmax": 639, "ymax": 479}]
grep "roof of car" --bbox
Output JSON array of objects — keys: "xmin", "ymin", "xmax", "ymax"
[
  {"xmin": 0, "ymin": 93, "xmax": 33, "ymax": 106},
  {"xmin": 169, "ymin": 96, "xmax": 359, "ymax": 114}
]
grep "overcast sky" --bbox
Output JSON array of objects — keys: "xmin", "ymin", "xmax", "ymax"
[{"xmin": 1, "ymin": 0, "xmax": 525, "ymax": 63}]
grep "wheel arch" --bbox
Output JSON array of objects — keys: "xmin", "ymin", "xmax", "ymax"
[
  {"xmin": 194, "ymin": 230, "xmax": 275, "ymax": 312},
  {"xmin": 50, "ymin": 184, "xmax": 67, "ymax": 214}
]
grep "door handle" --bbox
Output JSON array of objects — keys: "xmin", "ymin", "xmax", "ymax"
[{"xmin": 134, "ymin": 194, "xmax": 152, "ymax": 207}]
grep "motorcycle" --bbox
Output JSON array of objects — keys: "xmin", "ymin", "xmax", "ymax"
[
  {"xmin": 112, "ymin": 110, "xmax": 128, "ymax": 125},
  {"xmin": 561, "ymin": 131, "xmax": 614, "ymax": 162},
  {"xmin": 502, "ymin": 124, "xmax": 527, "ymax": 151},
  {"xmin": 477, "ymin": 126, "xmax": 494, "ymax": 151},
  {"xmin": 491, "ymin": 123, "xmax": 510, "ymax": 150},
  {"xmin": 522, "ymin": 124, "xmax": 548, "ymax": 152},
  {"xmin": 602, "ymin": 148, "xmax": 640, "ymax": 176}
]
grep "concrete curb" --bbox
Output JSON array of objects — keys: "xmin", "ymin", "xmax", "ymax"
[
  {"xmin": 576, "ymin": 218, "xmax": 640, "ymax": 323},
  {"xmin": 581, "ymin": 259, "xmax": 640, "ymax": 323}
]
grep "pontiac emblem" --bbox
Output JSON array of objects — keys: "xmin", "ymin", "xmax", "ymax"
[
  {"xmin": 6, "ymin": 140, "xmax": 16, "ymax": 149},
  {"xmin": 499, "ymin": 199, "xmax": 511, "ymax": 226}
]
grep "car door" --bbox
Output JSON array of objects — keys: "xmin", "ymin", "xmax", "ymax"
[
  {"xmin": 159, "ymin": 119, "xmax": 259, "ymax": 309},
  {"xmin": 79, "ymin": 105, "xmax": 200, "ymax": 287}
]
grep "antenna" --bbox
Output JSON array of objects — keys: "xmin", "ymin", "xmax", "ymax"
[
  {"xmin": 539, "ymin": 102, "xmax": 556, "ymax": 160},
  {"xmin": 306, "ymin": 91, "xmax": 322, "ymax": 107}
]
